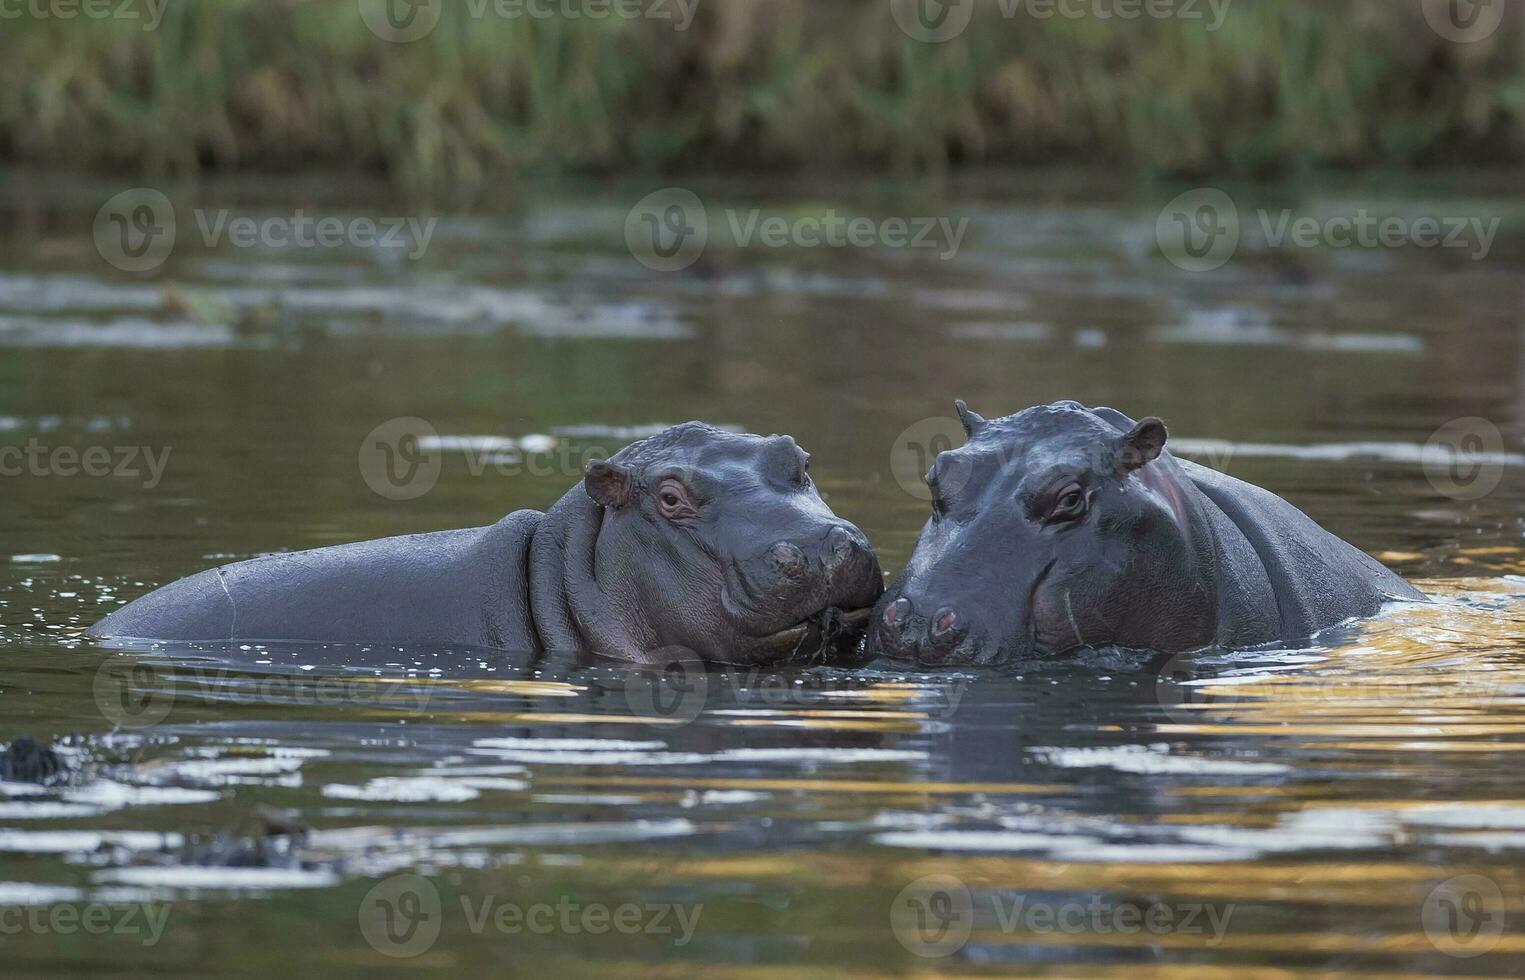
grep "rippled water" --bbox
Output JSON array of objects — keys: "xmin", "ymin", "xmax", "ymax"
[{"xmin": 1, "ymin": 172, "xmax": 1523, "ymax": 975}]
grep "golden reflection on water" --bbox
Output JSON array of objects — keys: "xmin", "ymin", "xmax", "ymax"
[{"xmin": 1153, "ymin": 577, "xmax": 1525, "ymax": 747}]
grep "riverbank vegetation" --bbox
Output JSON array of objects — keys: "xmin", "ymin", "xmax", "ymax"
[{"xmin": 3, "ymin": 0, "xmax": 1520, "ymax": 197}]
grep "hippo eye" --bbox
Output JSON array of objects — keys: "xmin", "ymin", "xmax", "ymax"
[
  {"xmin": 655, "ymin": 479, "xmax": 697, "ymax": 521},
  {"xmin": 1048, "ymin": 485, "xmax": 1088, "ymax": 522}
]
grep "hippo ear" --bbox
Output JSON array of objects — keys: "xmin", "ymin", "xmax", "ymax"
[
  {"xmin": 584, "ymin": 459, "xmax": 635, "ymax": 509},
  {"xmin": 1116, "ymin": 417, "xmax": 1168, "ymax": 472},
  {"xmin": 954, "ymin": 400, "xmax": 986, "ymax": 439}
]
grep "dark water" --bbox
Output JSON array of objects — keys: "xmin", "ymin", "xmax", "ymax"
[{"xmin": 1, "ymin": 171, "xmax": 1524, "ymax": 976}]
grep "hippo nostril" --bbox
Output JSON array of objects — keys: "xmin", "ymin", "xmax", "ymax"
[
  {"xmin": 828, "ymin": 525, "xmax": 855, "ymax": 559},
  {"xmin": 771, "ymin": 542, "xmax": 807, "ymax": 577},
  {"xmin": 932, "ymin": 607, "xmax": 959, "ymax": 638},
  {"xmin": 884, "ymin": 597, "xmax": 910, "ymax": 627}
]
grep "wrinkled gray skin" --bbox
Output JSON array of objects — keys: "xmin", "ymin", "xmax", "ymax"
[
  {"xmin": 871, "ymin": 400, "xmax": 1424, "ymax": 665},
  {"xmin": 92, "ymin": 423, "xmax": 883, "ymax": 665}
]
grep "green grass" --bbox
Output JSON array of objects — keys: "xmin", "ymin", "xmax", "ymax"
[{"xmin": 2, "ymin": 0, "xmax": 1521, "ymax": 198}]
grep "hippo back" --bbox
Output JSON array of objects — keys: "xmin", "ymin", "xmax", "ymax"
[
  {"xmin": 1180, "ymin": 460, "xmax": 1424, "ymax": 642},
  {"xmin": 93, "ymin": 511, "xmax": 542, "ymax": 650}
]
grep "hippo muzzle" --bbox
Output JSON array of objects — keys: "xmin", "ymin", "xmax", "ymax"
[{"xmin": 726, "ymin": 522, "xmax": 883, "ymax": 642}]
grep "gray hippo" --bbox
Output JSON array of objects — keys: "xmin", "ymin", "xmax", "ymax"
[
  {"xmin": 871, "ymin": 400, "xmax": 1424, "ymax": 665},
  {"xmin": 92, "ymin": 423, "xmax": 883, "ymax": 664}
]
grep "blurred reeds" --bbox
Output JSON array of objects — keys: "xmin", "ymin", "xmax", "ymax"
[{"xmin": 2, "ymin": 0, "xmax": 1521, "ymax": 197}]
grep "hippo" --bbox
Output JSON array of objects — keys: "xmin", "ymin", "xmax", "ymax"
[
  {"xmin": 871, "ymin": 400, "xmax": 1424, "ymax": 665},
  {"xmin": 92, "ymin": 423, "xmax": 884, "ymax": 665}
]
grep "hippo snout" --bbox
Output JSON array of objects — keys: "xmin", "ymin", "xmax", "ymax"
[
  {"xmin": 732, "ymin": 521, "xmax": 882, "ymax": 634},
  {"xmin": 871, "ymin": 592, "xmax": 1000, "ymax": 666},
  {"xmin": 766, "ymin": 527, "xmax": 868, "ymax": 581}
]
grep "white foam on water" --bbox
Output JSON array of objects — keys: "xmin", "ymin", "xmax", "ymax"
[
  {"xmin": 1047, "ymin": 841, "xmax": 1261, "ymax": 864},
  {"xmin": 1156, "ymin": 310, "xmax": 1423, "ymax": 354},
  {"xmin": 681, "ymin": 790, "xmax": 769, "ymax": 806},
  {"xmin": 1029, "ymin": 744, "xmax": 1290, "ymax": 776},
  {"xmin": 1169, "ymin": 438, "xmax": 1525, "ymax": 468},
  {"xmin": 1402, "ymin": 804, "xmax": 1525, "ymax": 829},
  {"xmin": 874, "ymin": 830, "xmax": 1079, "ymax": 853},
  {"xmin": 322, "ymin": 775, "xmax": 527, "ymax": 803},
  {"xmin": 10, "ymin": 554, "xmax": 62, "ymax": 563},
  {"xmin": 714, "ymin": 748, "xmax": 927, "ymax": 764},
  {"xmin": 64, "ymin": 782, "xmax": 223, "ymax": 809},
  {"xmin": 1428, "ymin": 832, "xmax": 1525, "ymax": 852},
  {"xmin": 95, "ymin": 866, "xmax": 343, "ymax": 890},
  {"xmin": 0, "ymin": 830, "xmax": 182, "ymax": 854},
  {"xmin": 150, "ymin": 757, "xmax": 308, "ymax": 780},
  {"xmin": 0, "ymin": 882, "xmax": 84, "ymax": 905},
  {"xmin": 1175, "ymin": 808, "xmax": 1397, "ymax": 854},
  {"xmin": 0, "ymin": 315, "xmax": 241, "ymax": 349},
  {"xmin": 0, "ymin": 782, "xmax": 52, "ymax": 798},
  {"xmin": 0, "ymin": 274, "xmax": 168, "ymax": 313},
  {"xmin": 0, "ymin": 802, "xmax": 103, "ymax": 819},
  {"xmin": 550, "ymin": 423, "xmax": 744, "ymax": 440},
  {"xmin": 419, "ymin": 435, "xmax": 555, "ymax": 454},
  {"xmin": 473, "ymin": 738, "xmax": 668, "ymax": 752},
  {"xmin": 419, "ymin": 818, "xmax": 695, "ymax": 847},
  {"xmin": 466, "ymin": 748, "xmax": 712, "ymax": 766}
]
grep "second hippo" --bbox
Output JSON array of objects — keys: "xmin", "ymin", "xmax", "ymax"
[{"xmin": 872, "ymin": 400, "xmax": 1424, "ymax": 665}]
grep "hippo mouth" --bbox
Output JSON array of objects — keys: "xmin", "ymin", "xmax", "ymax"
[{"xmin": 747, "ymin": 605, "xmax": 876, "ymax": 662}]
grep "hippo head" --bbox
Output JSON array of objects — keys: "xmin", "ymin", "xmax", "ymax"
[
  {"xmin": 546, "ymin": 423, "xmax": 883, "ymax": 664},
  {"xmin": 870, "ymin": 400, "xmax": 1216, "ymax": 666}
]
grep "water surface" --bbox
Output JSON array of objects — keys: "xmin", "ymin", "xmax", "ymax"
[{"xmin": 1, "ymin": 172, "xmax": 1523, "ymax": 976}]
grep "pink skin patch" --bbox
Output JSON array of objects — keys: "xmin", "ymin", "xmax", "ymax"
[{"xmin": 1132, "ymin": 460, "xmax": 1190, "ymax": 534}]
